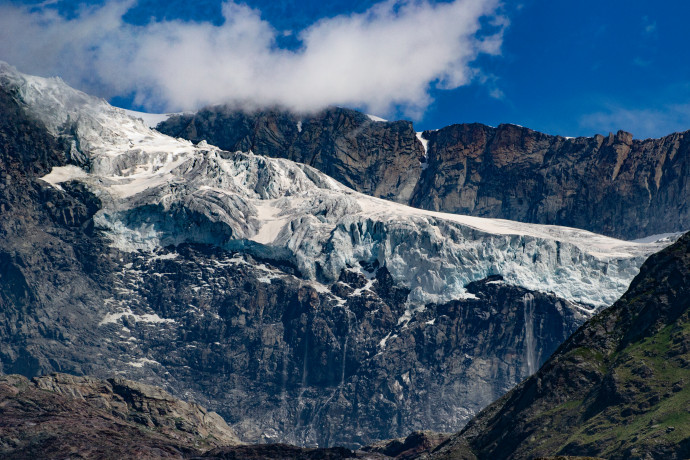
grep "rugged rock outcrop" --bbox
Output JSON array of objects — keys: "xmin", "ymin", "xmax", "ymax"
[
  {"xmin": 1, "ymin": 369, "xmax": 442, "ymax": 459},
  {"xmin": 432, "ymin": 231, "xmax": 690, "ymax": 459},
  {"xmin": 158, "ymin": 109, "xmax": 690, "ymax": 240},
  {"xmin": 363, "ymin": 431, "xmax": 449, "ymax": 459},
  {"xmin": 34, "ymin": 373, "xmax": 240, "ymax": 446},
  {"xmin": 0, "ymin": 373, "xmax": 239, "ymax": 459}
]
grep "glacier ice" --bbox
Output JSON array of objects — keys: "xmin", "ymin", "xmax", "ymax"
[{"xmin": 0, "ymin": 61, "xmax": 673, "ymax": 310}]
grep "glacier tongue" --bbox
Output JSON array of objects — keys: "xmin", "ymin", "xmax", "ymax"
[{"xmin": 2, "ymin": 62, "xmax": 671, "ymax": 308}]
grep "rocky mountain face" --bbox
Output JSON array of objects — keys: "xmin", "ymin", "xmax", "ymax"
[
  {"xmin": 0, "ymin": 221, "xmax": 591, "ymax": 449},
  {"xmin": 158, "ymin": 109, "xmax": 689, "ymax": 240},
  {"xmin": 414, "ymin": 124, "xmax": 689, "ymax": 240},
  {"xmin": 0, "ymin": 373, "xmax": 239, "ymax": 459},
  {"xmin": 432, "ymin": 231, "xmax": 690, "ymax": 460},
  {"xmin": 0, "ymin": 62, "xmax": 677, "ymax": 451}
]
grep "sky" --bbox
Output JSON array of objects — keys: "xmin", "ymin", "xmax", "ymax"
[{"xmin": 1, "ymin": 0, "xmax": 690, "ymax": 139}]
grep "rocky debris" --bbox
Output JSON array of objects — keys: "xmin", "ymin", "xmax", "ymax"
[
  {"xmin": 194, "ymin": 432, "xmax": 451, "ymax": 459},
  {"xmin": 0, "ymin": 374, "xmax": 239, "ymax": 459},
  {"xmin": 533, "ymin": 457, "xmax": 605, "ymax": 460},
  {"xmin": 363, "ymin": 431, "xmax": 449, "ymax": 459},
  {"xmin": 159, "ymin": 108, "xmax": 690, "ymax": 240},
  {"xmin": 431, "ymin": 232, "xmax": 690, "ymax": 460}
]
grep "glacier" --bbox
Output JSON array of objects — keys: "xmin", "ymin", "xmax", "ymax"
[{"xmin": 1, "ymin": 62, "xmax": 673, "ymax": 311}]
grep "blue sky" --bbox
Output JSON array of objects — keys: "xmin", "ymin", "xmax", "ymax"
[{"xmin": 2, "ymin": 0, "xmax": 690, "ymax": 138}]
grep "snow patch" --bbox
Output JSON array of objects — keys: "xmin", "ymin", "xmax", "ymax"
[
  {"xmin": 99, "ymin": 307, "xmax": 176, "ymax": 326},
  {"xmin": 416, "ymin": 132, "xmax": 429, "ymax": 155},
  {"xmin": 349, "ymin": 278, "xmax": 375, "ymax": 297},
  {"xmin": 251, "ymin": 201, "xmax": 291, "ymax": 244},
  {"xmin": 149, "ymin": 252, "xmax": 179, "ymax": 261},
  {"xmin": 378, "ymin": 332, "xmax": 394, "ymax": 350},
  {"xmin": 486, "ymin": 279, "xmax": 505, "ymax": 285},
  {"xmin": 631, "ymin": 231, "xmax": 684, "ymax": 244},
  {"xmin": 40, "ymin": 165, "xmax": 88, "ymax": 189},
  {"xmin": 416, "ymin": 131, "xmax": 429, "ymax": 170},
  {"xmin": 128, "ymin": 357, "xmax": 160, "ymax": 368},
  {"xmin": 255, "ymin": 263, "xmax": 286, "ymax": 284},
  {"xmin": 366, "ymin": 114, "xmax": 387, "ymax": 122}
]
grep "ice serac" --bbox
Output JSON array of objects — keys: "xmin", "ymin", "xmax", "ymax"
[{"xmin": 0, "ymin": 62, "xmax": 678, "ymax": 448}]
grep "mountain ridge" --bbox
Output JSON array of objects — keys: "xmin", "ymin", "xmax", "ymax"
[{"xmin": 155, "ymin": 106, "xmax": 689, "ymax": 240}]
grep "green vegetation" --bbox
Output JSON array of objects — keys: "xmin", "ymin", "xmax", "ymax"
[{"xmin": 556, "ymin": 316, "xmax": 690, "ymax": 457}]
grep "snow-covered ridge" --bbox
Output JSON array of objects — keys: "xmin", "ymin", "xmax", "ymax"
[{"xmin": 1, "ymin": 63, "xmax": 672, "ymax": 308}]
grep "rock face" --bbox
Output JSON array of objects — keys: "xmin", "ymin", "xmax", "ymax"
[
  {"xmin": 432, "ymin": 231, "xmax": 690, "ymax": 460},
  {"xmin": 0, "ymin": 373, "xmax": 239, "ymax": 459},
  {"xmin": 0, "ymin": 239, "xmax": 590, "ymax": 448},
  {"xmin": 413, "ymin": 124, "xmax": 689, "ymax": 240},
  {"xmin": 158, "ymin": 110, "xmax": 690, "ymax": 240},
  {"xmin": 0, "ymin": 63, "xmax": 674, "ymax": 450}
]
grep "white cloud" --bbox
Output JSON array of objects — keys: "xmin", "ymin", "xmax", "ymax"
[{"xmin": 0, "ymin": 0, "xmax": 505, "ymax": 115}]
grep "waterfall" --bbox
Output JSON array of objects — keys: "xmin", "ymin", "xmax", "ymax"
[
  {"xmin": 523, "ymin": 293, "xmax": 537, "ymax": 376},
  {"xmin": 294, "ymin": 331, "xmax": 310, "ymax": 430},
  {"xmin": 341, "ymin": 311, "xmax": 351, "ymax": 386}
]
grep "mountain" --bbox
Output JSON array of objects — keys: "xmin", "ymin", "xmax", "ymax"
[
  {"xmin": 156, "ymin": 107, "xmax": 689, "ymax": 240},
  {"xmin": 432, "ymin": 231, "xmax": 690, "ymax": 459},
  {"xmin": 0, "ymin": 62, "xmax": 675, "ymax": 448}
]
